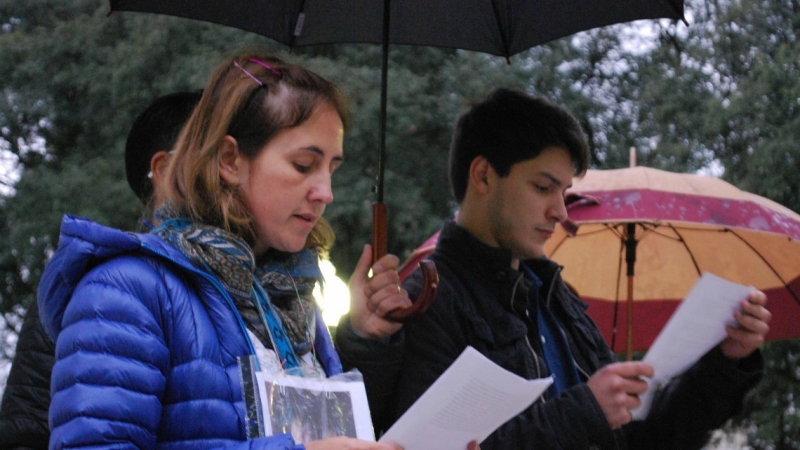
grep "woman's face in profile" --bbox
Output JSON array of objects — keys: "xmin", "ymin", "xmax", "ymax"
[{"xmin": 233, "ymin": 104, "xmax": 344, "ymax": 255}]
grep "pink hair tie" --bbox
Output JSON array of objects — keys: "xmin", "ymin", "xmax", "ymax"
[
  {"xmin": 233, "ymin": 58, "xmax": 283, "ymax": 87},
  {"xmin": 248, "ymin": 58, "xmax": 282, "ymax": 77}
]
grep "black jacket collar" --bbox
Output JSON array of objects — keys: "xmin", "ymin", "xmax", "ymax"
[
  {"xmin": 434, "ymin": 220, "xmax": 586, "ymax": 318},
  {"xmin": 436, "ymin": 220, "xmax": 562, "ymax": 286}
]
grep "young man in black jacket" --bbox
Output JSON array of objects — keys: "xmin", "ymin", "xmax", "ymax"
[
  {"xmin": 338, "ymin": 88, "xmax": 772, "ymax": 449},
  {"xmin": 0, "ymin": 91, "xmax": 201, "ymax": 449}
]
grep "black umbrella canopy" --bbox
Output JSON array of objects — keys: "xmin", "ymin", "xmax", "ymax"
[
  {"xmin": 109, "ymin": 0, "xmax": 686, "ymax": 204},
  {"xmin": 110, "ymin": 0, "xmax": 685, "ymax": 58},
  {"xmin": 108, "ymin": 0, "xmax": 686, "ymax": 321}
]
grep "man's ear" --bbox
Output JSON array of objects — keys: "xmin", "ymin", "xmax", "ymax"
[
  {"xmin": 149, "ymin": 150, "xmax": 170, "ymax": 187},
  {"xmin": 468, "ymin": 156, "xmax": 493, "ymax": 194},
  {"xmin": 219, "ymin": 135, "xmax": 244, "ymax": 185}
]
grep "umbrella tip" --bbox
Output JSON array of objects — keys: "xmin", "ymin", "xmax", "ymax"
[{"xmin": 629, "ymin": 147, "xmax": 637, "ymax": 168}]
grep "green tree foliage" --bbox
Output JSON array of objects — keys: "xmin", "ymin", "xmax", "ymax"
[{"xmin": 630, "ymin": 0, "xmax": 800, "ymax": 211}]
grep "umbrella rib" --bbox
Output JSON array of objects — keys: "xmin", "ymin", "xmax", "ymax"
[
  {"xmin": 548, "ymin": 222, "xmax": 621, "ymax": 254},
  {"xmin": 646, "ymin": 225, "xmax": 684, "ymax": 242},
  {"xmin": 649, "ymin": 225, "xmax": 799, "ymax": 297},
  {"xmin": 657, "ymin": 0, "xmax": 689, "ymax": 25},
  {"xmin": 657, "ymin": 225, "xmax": 800, "ymax": 307},
  {"xmin": 664, "ymin": 224, "xmax": 702, "ymax": 277},
  {"xmin": 726, "ymin": 228, "xmax": 800, "ymax": 306},
  {"xmin": 489, "ymin": 0, "xmax": 512, "ymax": 59}
]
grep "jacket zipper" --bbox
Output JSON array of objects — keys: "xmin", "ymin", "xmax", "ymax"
[
  {"xmin": 545, "ymin": 265, "xmax": 594, "ymax": 381},
  {"xmin": 510, "ymin": 272, "xmax": 545, "ymax": 389}
]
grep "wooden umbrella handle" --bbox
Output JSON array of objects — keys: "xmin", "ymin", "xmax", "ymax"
[
  {"xmin": 387, "ymin": 259, "xmax": 438, "ymax": 322},
  {"xmin": 372, "ymin": 202, "xmax": 438, "ymax": 322}
]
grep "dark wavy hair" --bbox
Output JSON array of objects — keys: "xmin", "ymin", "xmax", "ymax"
[{"xmin": 449, "ymin": 88, "xmax": 589, "ymax": 203}]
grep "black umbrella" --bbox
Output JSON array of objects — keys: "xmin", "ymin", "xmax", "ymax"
[{"xmin": 109, "ymin": 0, "xmax": 686, "ymax": 320}]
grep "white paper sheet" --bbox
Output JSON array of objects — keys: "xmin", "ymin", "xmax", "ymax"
[
  {"xmin": 379, "ymin": 346, "xmax": 553, "ymax": 450},
  {"xmin": 631, "ymin": 272, "xmax": 752, "ymax": 420}
]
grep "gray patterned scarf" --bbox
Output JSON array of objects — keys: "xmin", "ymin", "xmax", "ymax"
[{"xmin": 152, "ymin": 207, "xmax": 322, "ymax": 356}]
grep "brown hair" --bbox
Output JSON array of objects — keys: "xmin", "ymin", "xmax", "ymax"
[{"xmin": 160, "ymin": 53, "xmax": 349, "ymax": 254}]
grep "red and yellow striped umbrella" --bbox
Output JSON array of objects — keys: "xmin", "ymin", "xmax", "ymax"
[{"xmin": 545, "ymin": 167, "xmax": 800, "ymax": 357}]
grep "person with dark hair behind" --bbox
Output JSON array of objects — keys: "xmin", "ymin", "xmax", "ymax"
[
  {"xmin": 0, "ymin": 90, "xmax": 201, "ymax": 450},
  {"xmin": 337, "ymin": 88, "xmax": 771, "ymax": 450},
  {"xmin": 124, "ymin": 90, "xmax": 204, "ymax": 223}
]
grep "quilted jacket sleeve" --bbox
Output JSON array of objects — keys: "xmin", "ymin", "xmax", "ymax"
[
  {"xmin": 47, "ymin": 255, "xmax": 305, "ymax": 450},
  {"xmin": 48, "ymin": 255, "xmax": 174, "ymax": 448}
]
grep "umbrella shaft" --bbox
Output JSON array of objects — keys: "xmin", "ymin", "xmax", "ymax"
[
  {"xmin": 376, "ymin": 0, "xmax": 391, "ymax": 203},
  {"xmin": 625, "ymin": 223, "xmax": 637, "ymax": 276},
  {"xmin": 625, "ymin": 223, "xmax": 636, "ymax": 360},
  {"xmin": 372, "ymin": 202, "xmax": 389, "ymax": 262},
  {"xmin": 626, "ymin": 275, "xmax": 634, "ymax": 360}
]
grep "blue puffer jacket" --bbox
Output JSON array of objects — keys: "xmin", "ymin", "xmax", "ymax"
[{"xmin": 38, "ymin": 215, "xmax": 343, "ymax": 450}]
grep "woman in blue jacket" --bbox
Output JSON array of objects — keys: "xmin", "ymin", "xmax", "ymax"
[{"xmin": 37, "ymin": 53, "xmax": 406, "ymax": 450}]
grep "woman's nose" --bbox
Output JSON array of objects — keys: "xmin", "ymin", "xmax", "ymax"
[{"xmin": 309, "ymin": 175, "xmax": 334, "ymax": 204}]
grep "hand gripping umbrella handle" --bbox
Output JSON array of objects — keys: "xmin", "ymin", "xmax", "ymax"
[{"xmin": 372, "ymin": 202, "xmax": 438, "ymax": 322}]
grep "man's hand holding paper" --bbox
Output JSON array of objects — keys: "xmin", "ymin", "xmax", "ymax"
[
  {"xmin": 720, "ymin": 290, "xmax": 772, "ymax": 360},
  {"xmin": 630, "ymin": 273, "xmax": 772, "ymax": 421},
  {"xmin": 587, "ymin": 361, "xmax": 654, "ymax": 429}
]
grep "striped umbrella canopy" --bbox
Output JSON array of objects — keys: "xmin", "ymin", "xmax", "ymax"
[{"xmin": 545, "ymin": 166, "xmax": 800, "ymax": 357}]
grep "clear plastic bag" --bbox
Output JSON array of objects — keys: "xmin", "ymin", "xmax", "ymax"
[{"xmin": 239, "ymin": 356, "xmax": 374, "ymax": 443}]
